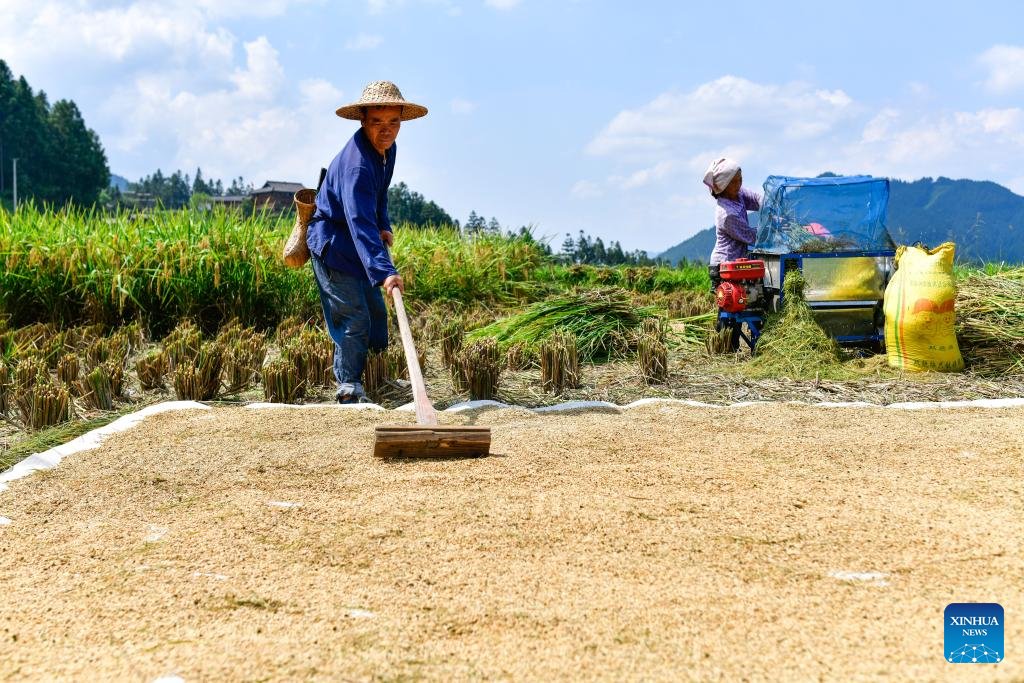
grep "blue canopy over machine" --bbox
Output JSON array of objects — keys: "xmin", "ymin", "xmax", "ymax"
[{"xmin": 751, "ymin": 175, "xmax": 897, "ymax": 346}]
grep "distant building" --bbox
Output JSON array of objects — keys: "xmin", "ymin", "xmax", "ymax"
[
  {"xmin": 208, "ymin": 195, "xmax": 246, "ymax": 209},
  {"xmin": 251, "ymin": 181, "xmax": 305, "ymax": 212}
]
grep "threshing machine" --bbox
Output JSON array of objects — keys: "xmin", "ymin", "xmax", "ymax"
[{"xmin": 715, "ymin": 175, "xmax": 897, "ymax": 351}]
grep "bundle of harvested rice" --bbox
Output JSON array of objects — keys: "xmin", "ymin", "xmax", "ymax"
[
  {"xmin": 743, "ymin": 271, "xmax": 850, "ymax": 380},
  {"xmin": 956, "ymin": 267, "xmax": 1024, "ymax": 375},
  {"xmin": 540, "ymin": 331, "xmax": 580, "ymax": 394},
  {"xmin": 455, "ymin": 338, "xmax": 502, "ymax": 401},
  {"xmin": 468, "ymin": 288, "xmax": 659, "ymax": 361}
]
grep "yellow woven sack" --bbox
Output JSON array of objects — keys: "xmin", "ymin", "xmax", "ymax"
[{"xmin": 884, "ymin": 242, "xmax": 963, "ymax": 372}]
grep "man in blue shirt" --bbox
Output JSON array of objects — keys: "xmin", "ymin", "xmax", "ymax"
[{"xmin": 306, "ymin": 81, "xmax": 428, "ymax": 403}]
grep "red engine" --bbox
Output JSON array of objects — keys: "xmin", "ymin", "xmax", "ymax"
[{"xmin": 715, "ymin": 258, "xmax": 766, "ymax": 313}]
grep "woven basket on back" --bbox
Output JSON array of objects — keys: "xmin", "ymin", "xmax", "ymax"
[{"xmin": 283, "ymin": 188, "xmax": 317, "ymax": 268}]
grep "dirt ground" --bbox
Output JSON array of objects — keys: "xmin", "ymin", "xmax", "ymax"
[{"xmin": 1, "ymin": 401, "xmax": 1022, "ymax": 682}]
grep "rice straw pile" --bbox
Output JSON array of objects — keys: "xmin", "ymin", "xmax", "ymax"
[
  {"xmin": 467, "ymin": 288, "xmax": 659, "ymax": 361},
  {"xmin": 956, "ymin": 267, "xmax": 1024, "ymax": 375},
  {"xmin": 742, "ymin": 271, "xmax": 851, "ymax": 380}
]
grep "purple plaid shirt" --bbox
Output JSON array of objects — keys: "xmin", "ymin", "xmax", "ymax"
[{"xmin": 709, "ymin": 187, "xmax": 762, "ymax": 265}]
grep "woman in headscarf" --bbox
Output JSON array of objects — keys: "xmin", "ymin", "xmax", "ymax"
[{"xmin": 703, "ymin": 157, "xmax": 761, "ymax": 272}]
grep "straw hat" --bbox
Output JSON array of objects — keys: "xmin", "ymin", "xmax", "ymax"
[{"xmin": 335, "ymin": 81, "xmax": 428, "ymax": 121}]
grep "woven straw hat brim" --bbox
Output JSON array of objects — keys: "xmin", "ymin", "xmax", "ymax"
[
  {"xmin": 335, "ymin": 101, "xmax": 428, "ymax": 121},
  {"xmin": 336, "ymin": 81, "xmax": 428, "ymax": 121}
]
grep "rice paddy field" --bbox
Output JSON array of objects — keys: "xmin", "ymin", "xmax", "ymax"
[{"xmin": 2, "ymin": 206, "xmax": 1024, "ymax": 680}]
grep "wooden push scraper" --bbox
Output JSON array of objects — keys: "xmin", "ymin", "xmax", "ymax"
[{"xmin": 373, "ymin": 289, "xmax": 491, "ymax": 458}]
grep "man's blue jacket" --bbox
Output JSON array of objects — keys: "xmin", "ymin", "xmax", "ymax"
[{"xmin": 306, "ymin": 128, "xmax": 398, "ymax": 286}]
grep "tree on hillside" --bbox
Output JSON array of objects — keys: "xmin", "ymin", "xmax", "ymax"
[
  {"xmin": 0, "ymin": 60, "xmax": 109, "ymax": 208},
  {"xmin": 226, "ymin": 176, "xmax": 252, "ymax": 196},
  {"xmin": 388, "ymin": 181, "xmax": 457, "ymax": 227},
  {"xmin": 560, "ymin": 229, "xmax": 661, "ymax": 266},
  {"xmin": 192, "ymin": 167, "xmax": 216, "ymax": 196},
  {"xmin": 464, "ymin": 210, "xmax": 487, "ymax": 234}
]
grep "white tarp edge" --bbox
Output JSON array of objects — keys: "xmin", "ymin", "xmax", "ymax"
[{"xmin": 0, "ymin": 401, "xmax": 208, "ymax": 494}]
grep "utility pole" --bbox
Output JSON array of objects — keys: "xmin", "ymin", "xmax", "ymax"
[{"xmin": 12, "ymin": 158, "xmax": 18, "ymax": 211}]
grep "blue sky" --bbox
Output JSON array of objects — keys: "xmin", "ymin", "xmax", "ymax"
[{"xmin": 3, "ymin": 0, "xmax": 1024, "ymax": 254}]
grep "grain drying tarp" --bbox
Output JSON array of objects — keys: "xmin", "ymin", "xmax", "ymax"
[{"xmin": 1, "ymin": 400, "xmax": 1022, "ymax": 681}]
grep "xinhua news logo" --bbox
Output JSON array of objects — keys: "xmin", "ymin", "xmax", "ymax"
[{"xmin": 945, "ymin": 603, "xmax": 1003, "ymax": 663}]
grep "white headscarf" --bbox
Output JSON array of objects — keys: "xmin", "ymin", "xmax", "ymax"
[{"xmin": 702, "ymin": 157, "xmax": 740, "ymax": 195}]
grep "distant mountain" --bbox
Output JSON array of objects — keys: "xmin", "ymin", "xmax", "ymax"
[
  {"xmin": 659, "ymin": 177, "xmax": 1024, "ymax": 264},
  {"xmin": 659, "ymin": 213, "xmax": 759, "ymax": 265},
  {"xmin": 110, "ymin": 174, "xmax": 130, "ymax": 191}
]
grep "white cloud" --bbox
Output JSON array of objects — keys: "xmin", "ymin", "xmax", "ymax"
[
  {"xmin": 978, "ymin": 44, "xmax": 1024, "ymax": 94},
  {"xmin": 367, "ymin": 0, "xmax": 462, "ymax": 14},
  {"xmin": 104, "ymin": 34, "xmax": 345, "ymax": 185},
  {"xmin": 486, "ymin": 0, "xmax": 521, "ymax": 8},
  {"xmin": 571, "ymin": 180, "xmax": 601, "ymax": 199},
  {"xmin": 614, "ymin": 160, "xmax": 677, "ymax": 190},
  {"xmin": 586, "ymin": 76, "xmax": 856, "ymax": 160},
  {"xmin": 345, "ymin": 33, "xmax": 384, "ymax": 50},
  {"xmin": 451, "ymin": 97, "xmax": 477, "ymax": 114}
]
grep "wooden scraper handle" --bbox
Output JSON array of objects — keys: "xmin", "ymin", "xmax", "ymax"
[{"xmin": 390, "ymin": 288, "xmax": 438, "ymax": 426}]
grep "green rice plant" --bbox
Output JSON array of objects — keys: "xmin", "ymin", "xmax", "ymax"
[
  {"xmin": 79, "ymin": 365, "xmax": 115, "ymax": 411},
  {"xmin": 391, "ymin": 226, "xmax": 547, "ymax": 303},
  {"xmin": 173, "ymin": 342, "xmax": 223, "ymax": 401},
  {"xmin": 534, "ymin": 263, "xmax": 710, "ymax": 294},
  {"xmin": 956, "ymin": 267, "xmax": 1024, "ymax": 375},
  {"xmin": 455, "ymin": 338, "xmax": 502, "ymax": 401},
  {"xmin": 469, "ymin": 288, "xmax": 660, "ymax": 361},
  {"xmin": 440, "ymin": 318, "xmax": 465, "ymax": 371},
  {"xmin": 14, "ymin": 378, "xmax": 71, "ymax": 430},
  {"xmin": 262, "ymin": 358, "xmax": 304, "ymax": 403},
  {"xmin": 0, "ymin": 207, "xmax": 554, "ymax": 334},
  {"xmin": 540, "ymin": 331, "xmax": 580, "ymax": 394},
  {"xmin": 223, "ymin": 333, "xmax": 268, "ymax": 394},
  {"xmin": 136, "ymin": 350, "xmax": 167, "ymax": 390},
  {"xmin": 0, "ymin": 206, "xmax": 318, "ymax": 334},
  {"xmin": 57, "ymin": 353, "xmax": 80, "ymax": 385}
]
